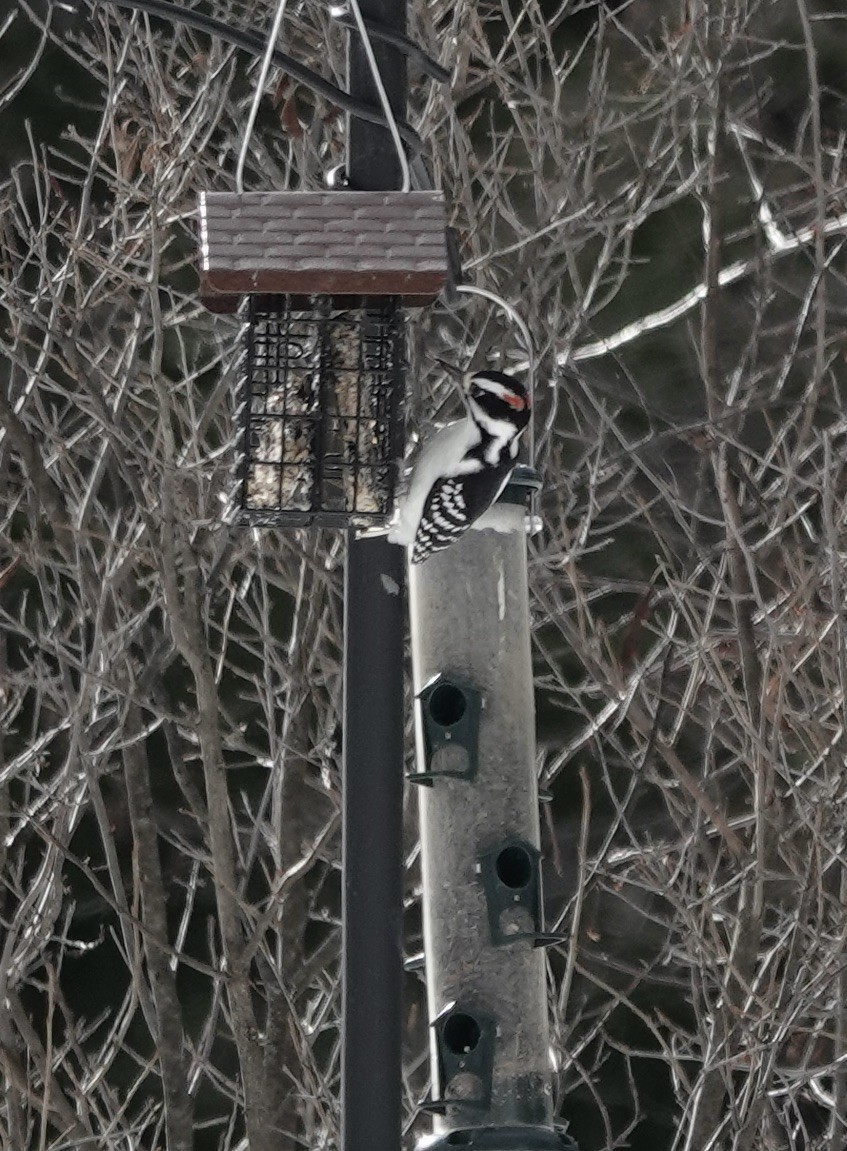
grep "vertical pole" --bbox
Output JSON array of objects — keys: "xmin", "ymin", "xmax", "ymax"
[
  {"xmin": 410, "ymin": 500, "xmax": 558, "ymax": 1144},
  {"xmin": 342, "ymin": 6, "xmax": 407, "ymax": 1151},
  {"xmin": 342, "ymin": 538, "xmax": 404, "ymax": 1151}
]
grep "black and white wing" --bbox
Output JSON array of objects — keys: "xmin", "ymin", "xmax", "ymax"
[
  {"xmin": 411, "ymin": 477, "xmax": 470, "ymax": 563},
  {"xmin": 410, "ymin": 464, "xmax": 512, "ymax": 564}
]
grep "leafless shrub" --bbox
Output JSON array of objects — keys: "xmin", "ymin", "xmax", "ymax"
[{"xmin": 1, "ymin": 0, "xmax": 847, "ymax": 1148}]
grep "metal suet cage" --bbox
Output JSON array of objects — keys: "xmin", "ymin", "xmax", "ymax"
[
  {"xmin": 198, "ymin": 189, "xmax": 447, "ymax": 527},
  {"xmin": 237, "ymin": 295, "xmax": 403, "ymax": 526}
]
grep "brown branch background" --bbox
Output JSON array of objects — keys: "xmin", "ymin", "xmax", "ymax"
[{"xmin": 1, "ymin": 0, "xmax": 847, "ymax": 1148}]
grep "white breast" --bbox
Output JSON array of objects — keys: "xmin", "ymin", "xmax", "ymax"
[{"xmin": 387, "ymin": 418, "xmax": 481, "ymax": 547}]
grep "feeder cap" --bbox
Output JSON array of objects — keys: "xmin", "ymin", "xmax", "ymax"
[
  {"xmin": 198, "ymin": 189, "xmax": 448, "ymax": 312},
  {"xmin": 416, "ymin": 1125, "xmax": 578, "ymax": 1151}
]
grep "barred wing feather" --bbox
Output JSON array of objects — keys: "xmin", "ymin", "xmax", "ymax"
[
  {"xmin": 410, "ymin": 463, "xmax": 514, "ymax": 564},
  {"xmin": 411, "ymin": 477, "xmax": 469, "ymax": 564}
]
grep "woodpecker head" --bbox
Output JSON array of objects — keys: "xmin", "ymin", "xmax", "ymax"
[{"xmin": 465, "ymin": 370, "xmax": 531, "ymax": 437}]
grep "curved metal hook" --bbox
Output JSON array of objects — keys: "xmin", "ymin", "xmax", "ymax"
[
  {"xmin": 237, "ymin": 0, "xmax": 291, "ymax": 193},
  {"xmin": 344, "ymin": 0, "xmax": 411, "ymax": 192},
  {"xmin": 72, "ymin": 0, "xmax": 425, "ymax": 152}
]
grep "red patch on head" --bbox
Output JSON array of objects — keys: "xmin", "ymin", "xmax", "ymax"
[{"xmin": 503, "ymin": 391, "xmax": 528, "ymax": 410}]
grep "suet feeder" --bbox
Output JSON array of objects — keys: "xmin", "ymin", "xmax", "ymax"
[{"xmin": 198, "ymin": 189, "xmax": 448, "ymax": 527}]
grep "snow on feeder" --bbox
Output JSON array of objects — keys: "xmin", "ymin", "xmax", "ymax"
[{"xmin": 198, "ymin": 189, "xmax": 447, "ymax": 527}]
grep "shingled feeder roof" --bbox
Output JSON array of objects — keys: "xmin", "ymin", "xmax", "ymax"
[{"xmin": 198, "ymin": 190, "xmax": 448, "ymax": 312}]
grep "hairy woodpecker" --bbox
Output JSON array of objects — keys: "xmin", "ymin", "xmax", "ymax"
[{"xmin": 388, "ymin": 369, "xmax": 531, "ymax": 564}]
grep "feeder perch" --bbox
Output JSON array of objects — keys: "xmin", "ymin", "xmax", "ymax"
[
  {"xmin": 197, "ymin": 190, "xmax": 448, "ymax": 527},
  {"xmin": 409, "ymin": 673, "xmax": 482, "ymax": 785},
  {"xmin": 478, "ymin": 837, "xmax": 567, "ymax": 948},
  {"xmin": 420, "ymin": 1003, "xmax": 494, "ymax": 1114}
]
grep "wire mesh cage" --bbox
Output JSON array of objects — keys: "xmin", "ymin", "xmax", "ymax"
[
  {"xmin": 237, "ymin": 295, "xmax": 405, "ymax": 527},
  {"xmin": 198, "ymin": 189, "xmax": 447, "ymax": 529}
]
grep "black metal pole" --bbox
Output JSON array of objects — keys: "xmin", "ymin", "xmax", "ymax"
[{"xmin": 342, "ymin": 5, "xmax": 407, "ymax": 1151}]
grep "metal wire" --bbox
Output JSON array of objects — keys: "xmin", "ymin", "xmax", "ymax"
[
  {"xmin": 330, "ymin": 9, "xmax": 450, "ymax": 82},
  {"xmin": 237, "ymin": 0, "xmax": 291, "ymax": 193},
  {"xmin": 344, "ymin": 0, "xmax": 411, "ymax": 192},
  {"xmin": 65, "ymin": 0, "xmax": 425, "ymax": 152}
]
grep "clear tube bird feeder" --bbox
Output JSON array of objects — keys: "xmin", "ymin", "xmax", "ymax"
[{"xmin": 198, "ymin": 189, "xmax": 447, "ymax": 528}]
